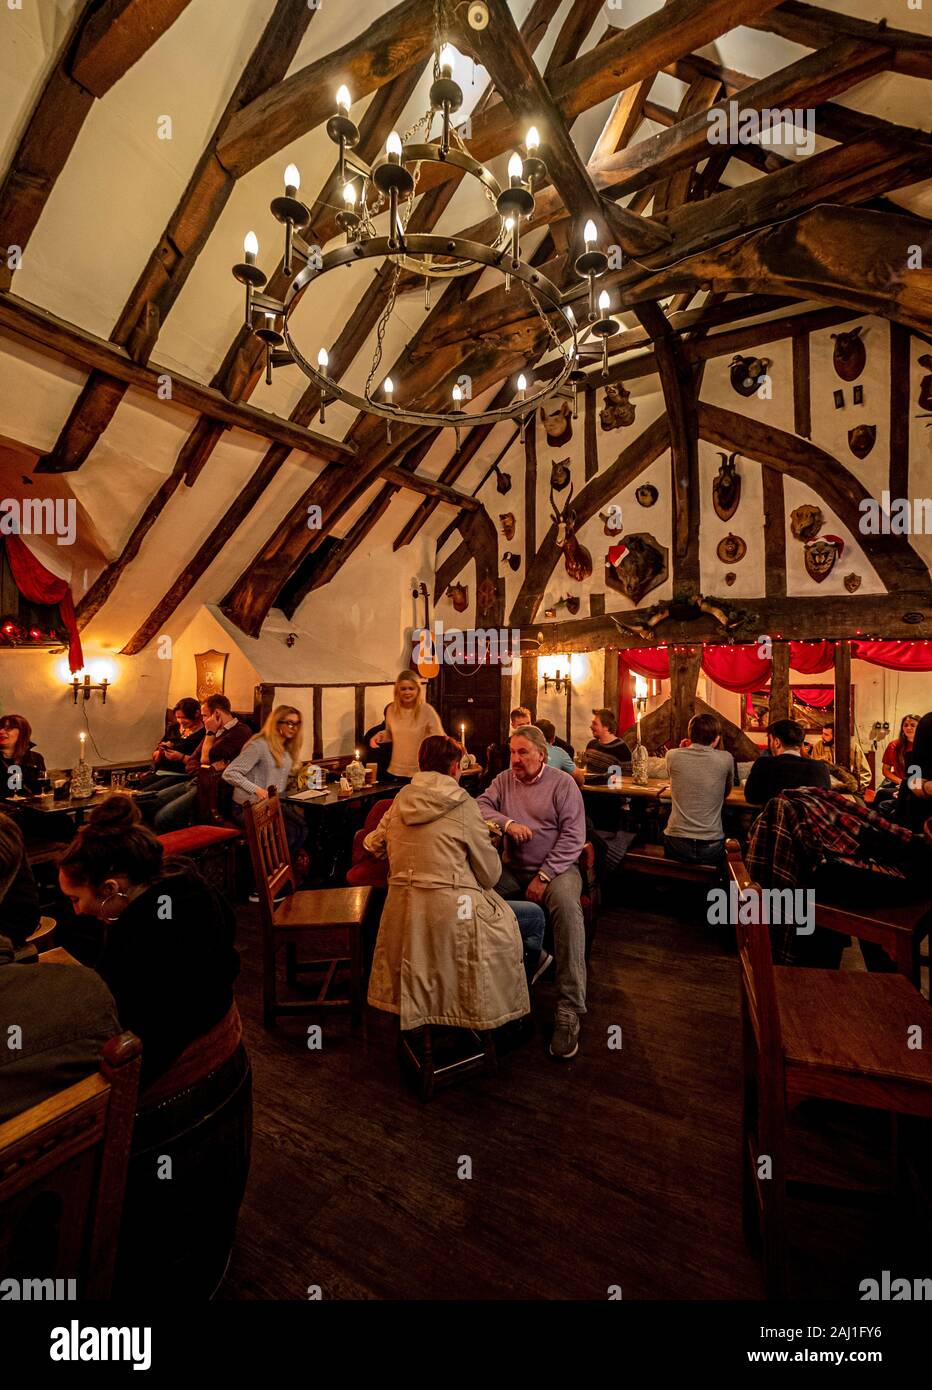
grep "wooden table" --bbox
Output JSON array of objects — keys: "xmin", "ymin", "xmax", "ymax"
[{"xmin": 582, "ymin": 776, "xmax": 747, "ymax": 807}]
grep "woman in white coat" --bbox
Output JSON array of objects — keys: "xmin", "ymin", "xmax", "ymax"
[{"xmin": 365, "ymin": 735, "xmax": 535, "ymax": 1032}]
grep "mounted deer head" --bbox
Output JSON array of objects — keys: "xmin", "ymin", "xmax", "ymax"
[{"xmin": 550, "ymin": 481, "xmax": 592, "ymax": 581}]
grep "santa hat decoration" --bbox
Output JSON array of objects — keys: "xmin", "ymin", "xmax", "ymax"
[
  {"xmin": 823, "ymin": 535, "xmax": 845, "ymax": 556},
  {"xmin": 607, "ymin": 542, "xmax": 627, "ymax": 567}
]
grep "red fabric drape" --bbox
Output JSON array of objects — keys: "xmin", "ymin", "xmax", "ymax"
[
  {"xmin": 853, "ymin": 640, "xmax": 932, "ymax": 671},
  {"xmin": 3, "ymin": 536, "xmax": 83, "ymax": 672},
  {"xmin": 701, "ymin": 644, "xmax": 772, "ymax": 692},
  {"xmin": 789, "ymin": 641, "xmax": 835, "ymax": 674},
  {"xmin": 792, "ymin": 686, "xmax": 836, "ymax": 709},
  {"xmin": 624, "ymin": 647, "xmax": 672, "ymax": 678}
]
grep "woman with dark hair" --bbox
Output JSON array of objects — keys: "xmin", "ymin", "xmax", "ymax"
[
  {"xmin": 0, "ymin": 713, "xmax": 46, "ymax": 798},
  {"xmin": 365, "ymin": 734, "xmax": 537, "ymax": 1032},
  {"xmin": 0, "ymin": 809, "xmax": 40, "ymax": 946},
  {"xmin": 881, "ymin": 714, "xmax": 919, "ymax": 788},
  {"xmin": 894, "ymin": 711, "xmax": 932, "ymax": 834},
  {"xmin": 58, "ymin": 794, "xmax": 239, "ymax": 1086}
]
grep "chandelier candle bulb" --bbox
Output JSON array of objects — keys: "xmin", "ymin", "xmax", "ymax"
[
  {"xmin": 336, "ymin": 85, "xmax": 350, "ymax": 113},
  {"xmin": 583, "ymin": 220, "xmax": 597, "ymax": 247},
  {"xmin": 508, "ymin": 152, "xmax": 524, "ymax": 187},
  {"xmin": 284, "ymin": 164, "xmax": 300, "ymax": 194},
  {"xmin": 439, "ymin": 45, "xmax": 455, "ymax": 79},
  {"xmin": 386, "ymin": 131, "xmax": 402, "ymax": 162},
  {"xmin": 243, "ymin": 231, "xmax": 258, "ymax": 263}
]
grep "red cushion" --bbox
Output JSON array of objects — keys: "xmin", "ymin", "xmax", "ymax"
[
  {"xmin": 158, "ymin": 825, "xmax": 241, "ymax": 855},
  {"xmin": 346, "ymin": 859, "xmax": 389, "ymax": 888}
]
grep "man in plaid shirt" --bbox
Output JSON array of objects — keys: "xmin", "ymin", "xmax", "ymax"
[{"xmin": 746, "ymin": 787, "xmax": 931, "ymax": 965}]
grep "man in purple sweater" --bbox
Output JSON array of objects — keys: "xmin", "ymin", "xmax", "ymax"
[{"xmin": 477, "ymin": 725, "xmax": 587, "ymax": 1059}]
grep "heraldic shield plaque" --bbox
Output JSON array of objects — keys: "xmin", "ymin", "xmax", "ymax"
[{"xmin": 195, "ymin": 649, "xmax": 228, "ymax": 702}]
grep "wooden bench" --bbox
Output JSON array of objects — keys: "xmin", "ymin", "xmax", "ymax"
[{"xmin": 620, "ymin": 842, "xmax": 721, "ymax": 887}]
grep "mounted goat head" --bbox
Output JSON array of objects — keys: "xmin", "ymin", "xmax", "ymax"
[{"xmin": 549, "ymin": 481, "xmax": 592, "ymax": 582}]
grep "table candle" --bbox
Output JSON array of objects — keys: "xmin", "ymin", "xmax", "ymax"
[
  {"xmin": 79, "ymin": 732, "xmax": 86, "ymax": 760},
  {"xmin": 460, "ymin": 723, "xmax": 466, "ymax": 745}
]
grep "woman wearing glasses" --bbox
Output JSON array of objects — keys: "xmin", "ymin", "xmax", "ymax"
[{"xmin": 223, "ymin": 705, "xmax": 307, "ymax": 856}]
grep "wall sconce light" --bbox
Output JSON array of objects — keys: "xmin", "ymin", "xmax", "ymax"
[
  {"xmin": 57, "ymin": 658, "xmax": 116, "ymax": 705},
  {"xmin": 542, "ymin": 654, "xmax": 572, "ymax": 696},
  {"xmin": 634, "ymin": 673, "xmax": 649, "ymax": 715}
]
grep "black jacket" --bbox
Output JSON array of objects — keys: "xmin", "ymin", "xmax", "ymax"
[
  {"xmin": 0, "ymin": 746, "xmax": 46, "ymax": 799},
  {"xmin": 95, "ymin": 866, "xmax": 239, "ymax": 1085},
  {"xmin": 743, "ymin": 752, "xmax": 831, "ymax": 807}
]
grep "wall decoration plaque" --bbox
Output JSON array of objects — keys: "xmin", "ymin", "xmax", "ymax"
[
  {"xmin": 831, "ymin": 325, "xmax": 866, "ymax": 381},
  {"xmin": 790, "ymin": 504, "xmax": 823, "ymax": 541},
  {"xmin": 499, "ymin": 512, "xmax": 515, "ymax": 541},
  {"xmin": 550, "ymin": 457, "xmax": 571, "ymax": 490},
  {"xmin": 918, "ymin": 354, "xmax": 932, "ymax": 411},
  {"xmin": 195, "ymin": 649, "xmax": 228, "ymax": 702},
  {"xmin": 635, "ymin": 483, "xmax": 658, "ymax": 507},
  {"xmin": 843, "ymin": 572, "xmax": 862, "ymax": 593},
  {"xmin": 599, "ymin": 382, "xmax": 636, "ymax": 430},
  {"xmin": 540, "ymin": 399, "xmax": 573, "ymax": 446},
  {"xmin": 848, "ymin": 424, "xmax": 876, "ymax": 458},
  {"xmin": 604, "ymin": 533, "xmax": 668, "ymax": 605},
  {"xmin": 724, "ymin": 572, "xmax": 736, "ymax": 586},
  {"xmin": 502, "ymin": 551, "xmax": 520, "ymax": 571},
  {"xmin": 729, "ymin": 354, "xmax": 771, "ymax": 397},
  {"xmin": 712, "ymin": 451, "xmax": 741, "ymax": 521},
  {"xmin": 493, "ymin": 465, "xmax": 511, "ymax": 494},
  {"xmin": 716, "ymin": 533, "xmax": 746, "ymax": 564},
  {"xmin": 476, "ymin": 577, "xmax": 497, "ymax": 617},
  {"xmin": 805, "ymin": 535, "xmax": 843, "ymax": 583},
  {"xmin": 446, "ymin": 582, "xmax": 468, "ymax": 612}
]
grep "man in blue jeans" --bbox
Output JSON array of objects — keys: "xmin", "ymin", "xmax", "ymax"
[{"xmin": 663, "ymin": 713, "xmax": 734, "ymax": 867}]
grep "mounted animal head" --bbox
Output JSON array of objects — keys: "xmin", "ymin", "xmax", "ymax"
[{"xmin": 549, "ymin": 481, "xmax": 592, "ymax": 581}]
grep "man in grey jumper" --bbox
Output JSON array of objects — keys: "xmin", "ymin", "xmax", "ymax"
[
  {"xmin": 477, "ymin": 725, "xmax": 587, "ymax": 1060},
  {"xmin": 663, "ymin": 713, "xmax": 734, "ymax": 867}
]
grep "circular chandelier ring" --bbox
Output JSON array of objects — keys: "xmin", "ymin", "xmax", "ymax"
[
  {"xmin": 284, "ymin": 233, "xmax": 577, "ymax": 430},
  {"xmin": 369, "ymin": 143, "xmax": 509, "ymax": 278}
]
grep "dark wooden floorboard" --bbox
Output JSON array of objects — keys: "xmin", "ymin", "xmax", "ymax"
[{"xmin": 218, "ymin": 897, "xmax": 927, "ymax": 1301}]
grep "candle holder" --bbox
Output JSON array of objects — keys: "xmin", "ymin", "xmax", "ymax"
[
  {"xmin": 346, "ymin": 753, "xmax": 366, "ymax": 790},
  {"xmin": 631, "ymin": 741, "xmax": 649, "ymax": 787}
]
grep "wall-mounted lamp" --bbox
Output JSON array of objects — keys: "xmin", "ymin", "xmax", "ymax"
[
  {"xmin": 541, "ymin": 655, "xmax": 572, "ymax": 696},
  {"xmin": 634, "ymin": 673, "xmax": 649, "ymax": 715},
  {"xmin": 57, "ymin": 658, "xmax": 116, "ymax": 705}
]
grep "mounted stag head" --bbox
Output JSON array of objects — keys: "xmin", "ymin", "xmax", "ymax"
[
  {"xmin": 712, "ymin": 452, "xmax": 741, "ymax": 521},
  {"xmin": 831, "ymin": 325, "xmax": 866, "ymax": 382},
  {"xmin": 549, "ymin": 481, "xmax": 592, "ymax": 582},
  {"xmin": 446, "ymin": 582, "xmax": 468, "ymax": 612}
]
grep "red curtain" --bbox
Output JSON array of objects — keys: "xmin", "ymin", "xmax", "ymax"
[
  {"xmin": 792, "ymin": 686, "xmax": 836, "ymax": 709},
  {"xmin": 789, "ymin": 641, "xmax": 835, "ymax": 673},
  {"xmin": 624, "ymin": 647, "xmax": 672, "ymax": 678},
  {"xmin": 701, "ymin": 644, "xmax": 771, "ymax": 692},
  {"xmin": 853, "ymin": 640, "xmax": 932, "ymax": 671},
  {"xmin": 3, "ymin": 536, "xmax": 83, "ymax": 672}
]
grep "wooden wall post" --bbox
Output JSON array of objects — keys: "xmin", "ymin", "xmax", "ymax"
[
  {"xmin": 669, "ymin": 646, "xmax": 702, "ymax": 745},
  {"xmin": 354, "ymin": 684, "xmax": 365, "ymax": 750},
  {"xmin": 603, "ymin": 648, "xmax": 620, "ymax": 725},
  {"xmin": 833, "ymin": 640, "xmax": 852, "ymax": 770},
  {"xmin": 769, "ymin": 642, "xmax": 790, "ymax": 723},
  {"xmin": 519, "ymin": 651, "xmax": 538, "ymax": 720},
  {"xmin": 312, "ymin": 685, "xmax": 323, "ymax": 760},
  {"xmin": 255, "ymin": 683, "xmax": 274, "ymax": 725}
]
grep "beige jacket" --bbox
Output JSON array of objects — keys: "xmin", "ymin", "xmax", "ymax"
[{"xmin": 365, "ymin": 772, "xmax": 530, "ymax": 1031}]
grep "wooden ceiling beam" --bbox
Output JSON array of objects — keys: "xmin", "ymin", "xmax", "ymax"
[
  {"xmin": 455, "ymin": 0, "xmax": 670, "ymax": 255},
  {"xmin": 37, "ymin": 0, "xmax": 318, "ymax": 474},
  {"xmin": 0, "ymin": 292, "xmax": 353, "ymax": 463},
  {"xmin": 0, "ymin": 0, "xmax": 196, "ymax": 291},
  {"xmin": 531, "ymin": 594, "xmax": 932, "ymax": 653},
  {"xmin": 746, "ymin": 1, "xmax": 932, "ymax": 81},
  {"xmin": 591, "ymin": 39, "xmax": 891, "ymax": 203},
  {"xmin": 698, "ymin": 402, "xmax": 932, "ymax": 593},
  {"xmin": 69, "ymin": 0, "xmax": 195, "ymax": 97},
  {"xmin": 215, "ymin": 0, "xmax": 435, "ymax": 177}
]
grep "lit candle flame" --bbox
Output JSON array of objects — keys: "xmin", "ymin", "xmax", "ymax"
[
  {"xmin": 583, "ymin": 219, "xmax": 597, "ymax": 246},
  {"xmin": 452, "ymin": 384, "xmax": 463, "ymax": 404},
  {"xmin": 508, "ymin": 152, "xmax": 524, "ymax": 181},
  {"xmin": 343, "ymin": 181, "xmax": 357, "ymax": 206},
  {"xmin": 386, "ymin": 130, "xmax": 403, "ymax": 158},
  {"xmin": 284, "ymin": 163, "xmax": 300, "ymax": 191},
  {"xmin": 336, "ymin": 85, "xmax": 351, "ymax": 113},
  {"xmin": 317, "ymin": 347, "xmax": 329, "ymax": 369},
  {"xmin": 439, "ymin": 44, "xmax": 455, "ymax": 77},
  {"xmin": 526, "ymin": 126, "xmax": 540, "ymax": 152},
  {"xmin": 243, "ymin": 230, "xmax": 259, "ymax": 257},
  {"xmin": 598, "ymin": 289, "xmax": 611, "ymax": 314},
  {"xmin": 384, "ymin": 377, "xmax": 394, "ymax": 396}
]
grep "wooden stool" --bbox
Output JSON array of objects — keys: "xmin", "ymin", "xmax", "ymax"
[{"xmin": 398, "ymin": 1025, "xmax": 496, "ymax": 1103}]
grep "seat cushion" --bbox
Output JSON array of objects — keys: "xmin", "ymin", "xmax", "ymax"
[{"xmin": 158, "ymin": 825, "xmax": 241, "ymax": 855}]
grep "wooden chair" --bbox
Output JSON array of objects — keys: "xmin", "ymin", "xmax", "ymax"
[
  {"xmin": 814, "ymin": 896, "xmax": 931, "ymax": 998},
  {"xmin": 724, "ymin": 838, "xmax": 932, "ymax": 1299},
  {"xmin": 0, "ymin": 1032, "xmax": 142, "ymax": 1299},
  {"xmin": 155, "ymin": 767, "xmax": 242, "ymax": 896},
  {"xmin": 622, "ymin": 841, "xmax": 720, "ymax": 887},
  {"xmin": 579, "ymin": 840, "xmax": 600, "ymax": 960},
  {"xmin": 242, "ymin": 788, "xmax": 373, "ymax": 1029}
]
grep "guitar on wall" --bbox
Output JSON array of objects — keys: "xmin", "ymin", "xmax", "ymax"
[{"xmin": 413, "ymin": 581, "xmax": 440, "ymax": 680}]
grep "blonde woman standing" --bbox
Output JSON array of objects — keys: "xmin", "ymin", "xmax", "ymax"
[
  {"xmin": 370, "ymin": 669, "xmax": 444, "ymax": 782},
  {"xmin": 223, "ymin": 705, "xmax": 306, "ymax": 855}
]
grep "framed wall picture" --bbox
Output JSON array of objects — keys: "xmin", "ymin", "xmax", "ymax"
[
  {"xmin": 741, "ymin": 684, "xmax": 843, "ymax": 733},
  {"xmin": 195, "ymin": 649, "xmax": 228, "ymax": 702}
]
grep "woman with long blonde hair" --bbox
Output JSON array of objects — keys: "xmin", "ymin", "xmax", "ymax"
[
  {"xmin": 223, "ymin": 704, "xmax": 306, "ymax": 855},
  {"xmin": 370, "ymin": 669, "xmax": 444, "ymax": 782}
]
